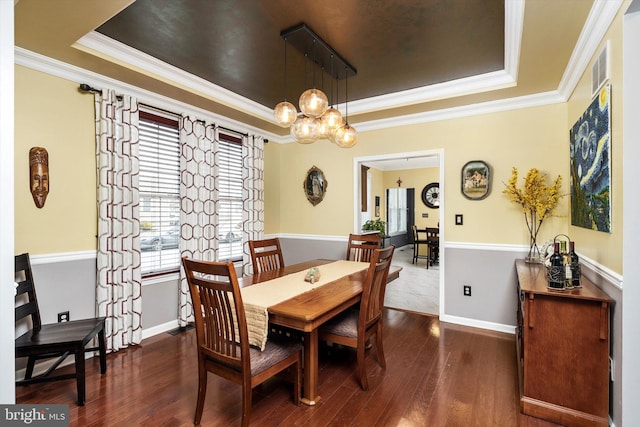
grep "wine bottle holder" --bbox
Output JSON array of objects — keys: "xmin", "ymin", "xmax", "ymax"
[{"xmin": 545, "ymin": 234, "xmax": 581, "ymax": 290}]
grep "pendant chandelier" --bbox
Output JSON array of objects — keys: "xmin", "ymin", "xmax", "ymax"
[{"xmin": 273, "ymin": 24, "xmax": 357, "ymax": 148}]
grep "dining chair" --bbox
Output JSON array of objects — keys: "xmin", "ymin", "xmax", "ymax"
[
  {"xmin": 249, "ymin": 237, "xmax": 285, "ymax": 273},
  {"xmin": 412, "ymin": 225, "xmax": 430, "ymax": 268},
  {"xmin": 346, "ymin": 233, "xmax": 381, "ymax": 262},
  {"xmin": 319, "ymin": 245, "xmax": 395, "ymax": 390},
  {"xmin": 426, "ymin": 227, "xmax": 440, "ymax": 266},
  {"xmin": 181, "ymin": 257, "xmax": 302, "ymax": 426},
  {"xmin": 14, "ymin": 253, "xmax": 107, "ymax": 406}
]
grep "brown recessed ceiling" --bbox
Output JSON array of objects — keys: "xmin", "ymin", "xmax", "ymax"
[{"xmin": 95, "ymin": 0, "xmax": 505, "ymax": 109}]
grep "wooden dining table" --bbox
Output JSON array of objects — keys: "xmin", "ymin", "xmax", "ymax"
[{"xmin": 238, "ymin": 259, "xmax": 401, "ymax": 405}]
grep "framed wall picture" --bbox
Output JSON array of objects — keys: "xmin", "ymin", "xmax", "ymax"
[
  {"xmin": 303, "ymin": 166, "xmax": 328, "ymax": 206},
  {"xmin": 461, "ymin": 160, "xmax": 491, "ymax": 200}
]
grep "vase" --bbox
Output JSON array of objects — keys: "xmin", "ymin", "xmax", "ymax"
[{"xmin": 525, "ymin": 235, "xmax": 543, "ymax": 263}]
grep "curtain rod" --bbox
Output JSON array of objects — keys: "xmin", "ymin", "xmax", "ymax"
[{"xmin": 79, "ymin": 84, "xmax": 249, "ymax": 137}]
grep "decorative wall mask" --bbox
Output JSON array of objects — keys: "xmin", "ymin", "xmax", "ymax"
[{"xmin": 29, "ymin": 147, "xmax": 49, "ymax": 208}]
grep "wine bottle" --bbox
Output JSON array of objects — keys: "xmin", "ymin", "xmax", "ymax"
[
  {"xmin": 569, "ymin": 241, "xmax": 581, "ymax": 288},
  {"xmin": 548, "ymin": 242, "xmax": 564, "ymax": 289}
]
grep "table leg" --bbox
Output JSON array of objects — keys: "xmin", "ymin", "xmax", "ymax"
[{"xmin": 301, "ymin": 328, "xmax": 320, "ymax": 405}]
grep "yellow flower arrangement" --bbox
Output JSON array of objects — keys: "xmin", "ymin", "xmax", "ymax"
[{"xmin": 503, "ymin": 167, "xmax": 562, "ymax": 262}]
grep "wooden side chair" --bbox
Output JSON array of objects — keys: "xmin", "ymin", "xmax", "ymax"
[
  {"xmin": 249, "ymin": 237, "xmax": 285, "ymax": 273},
  {"xmin": 182, "ymin": 257, "xmax": 302, "ymax": 426},
  {"xmin": 14, "ymin": 253, "xmax": 107, "ymax": 406},
  {"xmin": 426, "ymin": 227, "xmax": 440, "ymax": 266},
  {"xmin": 346, "ymin": 233, "xmax": 381, "ymax": 263},
  {"xmin": 319, "ymin": 245, "xmax": 395, "ymax": 390},
  {"xmin": 412, "ymin": 225, "xmax": 430, "ymax": 268}
]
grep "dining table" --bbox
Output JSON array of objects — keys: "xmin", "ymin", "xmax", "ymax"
[{"xmin": 237, "ymin": 259, "xmax": 402, "ymax": 405}]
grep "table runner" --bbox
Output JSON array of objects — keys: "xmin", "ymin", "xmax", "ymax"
[{"xmin": 241, "ymin": 260, "xmax": 369, "ymax": 350}]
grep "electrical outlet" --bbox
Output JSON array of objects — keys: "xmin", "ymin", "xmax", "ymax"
[
  {"xmin": 463, "ymin": 285, "xmax": 471, "ymax": 296},
  {"xmin": 58, "ymin": 311, "xmax": 69, "ymax": 322}
]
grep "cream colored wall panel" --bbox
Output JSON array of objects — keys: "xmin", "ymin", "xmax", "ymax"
[
  {"xmin": 272, "ymin": 103, "xmax": 570, "ymax": 246},
  {"xmin": 14, "ymin": 66, "xmax": 97, "ymax": 255}
]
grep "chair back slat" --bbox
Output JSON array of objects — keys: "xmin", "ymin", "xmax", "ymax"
[
  {"xmin": 360, "ymin": 246, "xmax": 395, "ymax": 329},
  {"xmin": 14, "ymin": 253, "xmax": 42, "ymax": 331},
  {"xmin": 346, "ymin": 233, "xmax": 381, "ymax": 263},
  {"xmin": 182, "ymin": 257, "xmax": 249, "ymax": 369},
  {"xmin": 249, "ymin": 238, "xmax": 284, "ymax": 274}
]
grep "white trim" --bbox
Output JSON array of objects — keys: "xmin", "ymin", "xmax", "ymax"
[
  {"xmin": 141, "ymin": 319, "xmax": 180, "ymax": 340},
  {"xmin": 558, "ymin": 0, "xmax": 623, "ymax": 100},
  {"xmin": 29, "ymin": 250, "xmax": 97, "ymax": 265},
  {"xmin": 504, "ymin": 0, "xmax": 525, "ymax": 81},
  {"xmin": 274, "ymin": 233, "xmax": 348, "ymax": 242},
  {"xmin": 142, "ymin": 272, "xmax": 180, "ymax": 287},
  {"xmin": 578, "ymin": 252, "xmax": 623, "ymax": 290},
  {"xmin": 0, "ymin": 0, "xmax": 15, "ymax": 404},
  {"xmin": 445, "ymin": 241, "xmax": 529, "ymax": 252},
  {"xmin": 75, "ymin": 32, "xmax": 274, "ymax": 121},
  {"xmin": 355, "ymin": 90, "xmax": 566, "ymax": 133},
  {"xmin": 439, "ymin": 314, "xmax": 516, "ymax": 335}
]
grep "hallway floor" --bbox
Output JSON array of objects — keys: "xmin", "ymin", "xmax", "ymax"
[{"xmin": 384, "ymin": 244, "xmax": 439, "ymax": 316}]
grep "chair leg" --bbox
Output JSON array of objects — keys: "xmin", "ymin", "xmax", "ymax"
[
  {"xmin": 74, "ymin": 348, "xmax": 86, "ymax": 406},
  {"xmin": 98, "ymin": 328, "xmax": 107, "ymax": 374},
  {"xmin": 412, "ymin": 243, "xmax": 417, "ymax": 264},
  {"xmin": 375, "ymin": 324, "xmax": 386, "ymax": 369},
  {"xmin": 293, "ymin": 359, "xmax": 301, "ymax": 406},
  {"xmin": 194, "ymin": 366, "xmax": 207, "ymax": 425},
  {"xmin": 356, "ymin": 341, "xmax": 368, "ymax": 391},
  {"xmin": 25, "ymin": 356, "xmax": 36, "ymax": 380},
  {"xmin": 241, "ymin": 382, "xmax": 252, "ymax": 427}
]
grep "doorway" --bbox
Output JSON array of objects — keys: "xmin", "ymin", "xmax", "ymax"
[{"xmin": 353, "ymin": 150, "xmax": 444, "ymax": 317}]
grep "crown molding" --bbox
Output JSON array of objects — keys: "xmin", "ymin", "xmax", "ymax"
[
  {"xmin": 355, "ymin": 90, "xmax": 566, "ymax": 133},
  {"xmin": 558, "ymin": 0, "xmax": 623, "ymax": 100}
]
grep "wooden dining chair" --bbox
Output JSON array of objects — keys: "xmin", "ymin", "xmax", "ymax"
[
  {"xmin": 319, "ymin": 245, "xmax": 395, "ymax": 390},
  {"xmin": 346, "ymin": 233, "xmax": 381, "ymax": 262},
  {"xmin": 14, "ymin": 253, "xmax": 107, "ymax": 406},
  {"xmin": 426, "ymin": 227, "xmax": 440, "ymax": 266},
  {"xmin": 249, "ymin": 237, "xmax": 285, "ymax": 273},
  {"xmin": 412, "ymin": 225, "xmax": 430, "ymax": 268},
  {"xmin": 181, "ymin": 257, "xmax": 302, "ymax": 426}
]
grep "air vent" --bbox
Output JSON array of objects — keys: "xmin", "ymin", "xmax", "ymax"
[{"xmin": 592, "ymin": 41, "xmax": 609, "ymax": 96}]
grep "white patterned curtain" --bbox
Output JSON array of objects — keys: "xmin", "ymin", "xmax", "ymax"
[
  {"xmin": 178, "ymin": 116, "xmax": 218, "ymax": 326},
  {"xmin": 241, "ymin": 135, "xmax": 265, "ymax": 275},
  {"xmin": 95, "ymin": 90, "xmax": 142, "ymax": 352}
]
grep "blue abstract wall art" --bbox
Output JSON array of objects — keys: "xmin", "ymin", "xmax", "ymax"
[{"xmin": 569, "ymin": 83, "xmax": 611, "ymax": 232}]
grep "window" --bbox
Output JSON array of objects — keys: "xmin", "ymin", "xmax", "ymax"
[
  {"xmin": 217, "ymin": 132, "xmax": 244, "ymax": 261},
  {"xmin": 386, "ymin": 188, "xmax": 407, "ymax": 235},
  {"xmin": 139, "ymin": 111, "xmax": 181, "ymax": 276}
]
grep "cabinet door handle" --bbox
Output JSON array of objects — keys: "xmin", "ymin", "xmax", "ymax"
[
  {"xmin": 527, "ymin": 293, "xmax": 534, "ymax": 328},
  {"xmin": 599, "ymin": 302, "xmax": 608, "ymax": 341}
]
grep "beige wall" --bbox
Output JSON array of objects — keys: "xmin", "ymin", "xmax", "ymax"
[
  {"xmin": 565, "ymin": 11, "xmax": 624, "ymax": 273},
  {"xmin": 268, "ymin": 103, "xmax": 570, "ymax": 248},
  {"xmin": 14, "ymin": 66, "xmax": 97, "ymax": 255}
]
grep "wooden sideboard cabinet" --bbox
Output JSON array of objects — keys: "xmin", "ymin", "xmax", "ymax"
[{"xmin": 515, "ymin": 259, "xmax": 612, "ymax": 427}]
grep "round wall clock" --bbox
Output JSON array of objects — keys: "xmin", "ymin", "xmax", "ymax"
[{"xmin": 421, "ymin": 182, "xmax": 440, "ymax": 208}]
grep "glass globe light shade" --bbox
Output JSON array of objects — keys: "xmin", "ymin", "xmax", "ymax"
[
  {"xmin": 319, "ymin": 108, "xmax": 343, "ymax": 138},
  {"xmin": 273, "ymin": 101, "xmax": 297, "ymax": 126},
  {"xmin": 333, "ymin": 123, "xmax": 357, "ymax": 148},
  {"xmin": 299, "ymin": 88, "xmax": 329, "ymax": 118},
  {"xmin": 290, "ymin": 115, "xmax": 320, "ymax": 144}
]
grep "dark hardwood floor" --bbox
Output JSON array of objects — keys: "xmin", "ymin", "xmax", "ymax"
[{"xmin": 16, "ymin": 309, "xmax": 562, "ymax": 426}]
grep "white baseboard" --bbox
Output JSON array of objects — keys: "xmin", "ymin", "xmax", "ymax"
[
  {"xmin": 439, "ymin": 313, "xmax": 516, "ymax": 335},
  {"xmin": 141, "ymin": 320, "xmax": 180, "ymax": 340}
]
